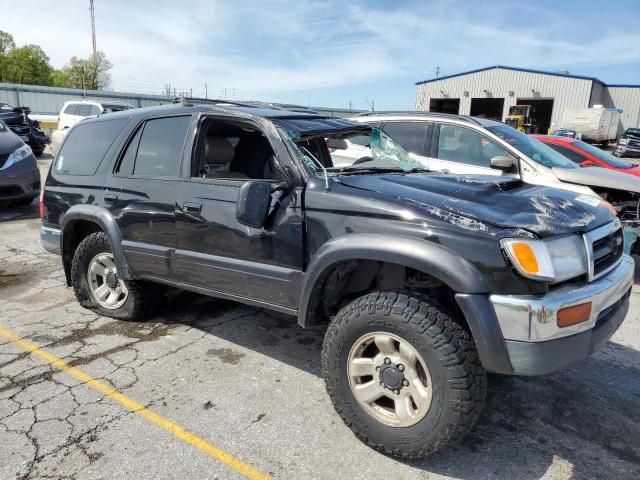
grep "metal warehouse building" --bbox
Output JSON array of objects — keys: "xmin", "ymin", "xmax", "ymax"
[{"xmin": 415, "ymin": 65, "xmax": 640, "ymax": 135}]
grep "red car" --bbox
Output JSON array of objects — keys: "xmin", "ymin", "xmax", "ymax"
[{"xmin": 532, "ymin": 135, "xmax": 640, "ymax": 177}]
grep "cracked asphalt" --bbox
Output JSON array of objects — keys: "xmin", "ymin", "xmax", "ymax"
[{"xmin": 0, "ymin": 154, "xmax": 639, "ymax": 479}]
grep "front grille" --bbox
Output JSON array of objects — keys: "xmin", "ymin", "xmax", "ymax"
[
  {"xmin": 0, "ymin": 152, "xmax": 9, "ymax": 169},
  {"xmin": 586, "ymin": 220, "xmax": 624, "ymax": 281},
  {"xmin": 628, "ymin": 139, "xmax": 640, "ymax": 148}
]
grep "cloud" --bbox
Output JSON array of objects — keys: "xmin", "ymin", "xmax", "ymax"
[{"xmin": 1, "ymin": 0, "xmax": 638, "ymax": 104}]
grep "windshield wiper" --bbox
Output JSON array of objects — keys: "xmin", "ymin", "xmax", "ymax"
[
  {"xmin": 328, "ymin": 166, "xmax": 430, "ymax": 175},
  {"xmin": 327, "ymin": 166, "xmax": 404, "ymax": 175}
]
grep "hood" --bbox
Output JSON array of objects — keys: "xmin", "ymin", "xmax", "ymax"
[
  {"xmin": 552, "ymin": 166, "xmax": 640, "ymax": 193},
  {"xmin": 0, "ymin": 109, "xmax": 27, "ymax": 126},
  {"xmin": 336, "ymin": 173, "xmax": 613, "ymax": 237},
  {"xmin": 0, "ymin": 128, "xmax": 23, "ymax": 155}
]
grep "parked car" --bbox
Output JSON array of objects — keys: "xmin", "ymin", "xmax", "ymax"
[
  {"xmin": 534, "ymin": 135, "xmax": 640, "ymax": 175},
  {"xmin": 0, "ymin": 102, "xmax": 50, "ymax": 157},
  {"xmin": 551, "ymin": 128, "xmax": 580, "ymax": 139},
  {"xmin": 57, "ymin": 100, "xmax": 133, "ymax": 130},
  {"xmin": 347, "ymin": 112, "xmax": 640, "ymax": 236},
  {"xmin": 41, "ymin": 102, "xmax": 632, "ymax": 459},
  {"xmin": 614, "ymin": 128, "xmax": 640, "ymax": 158},
  {"xmin": 0, "ymin": 120, "xmax": 40, "ymax": 204},
  {"xmin": 49, "ymin": 100, "xmax": 134, "ymax": 154}
]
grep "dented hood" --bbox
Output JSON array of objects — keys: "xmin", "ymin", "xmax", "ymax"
[
  {"xmin": 552, "ymin": 166, "xmax": 640, "ymax": 193},
  {"xmin": 336, "ymin": 173, "xmax": 613, "ymax": 237}
]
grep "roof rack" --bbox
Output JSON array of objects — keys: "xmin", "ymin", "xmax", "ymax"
[
  {"xmin": 171, "ymin": 96, "xmax": 257, "ymax": 108},
  {"xmin": 355, "ymin": 110, "xmax": 482, "ymax": 125}
]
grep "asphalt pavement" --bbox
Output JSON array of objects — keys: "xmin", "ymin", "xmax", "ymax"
[{"xmin": 0, "ymin": 153, "xmax": 639, "ymax": 479}]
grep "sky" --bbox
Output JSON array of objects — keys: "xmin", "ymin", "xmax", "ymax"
[{"xmin": 2, "ymin": 0, "xmax": 640, "ymax": 110}]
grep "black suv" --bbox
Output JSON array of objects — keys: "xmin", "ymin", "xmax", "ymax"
[{"xmin": 41, "ymin": 101, "xmax": 633, "ymax": 458}]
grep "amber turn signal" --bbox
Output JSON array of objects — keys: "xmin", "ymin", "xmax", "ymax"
[
  {"xmin": 511, "ymin": 243, "xmax": 539, "ymax": 274},
  {"xmin": 557, "ymin": 302, "xmax": 592, "ymax": 328}
]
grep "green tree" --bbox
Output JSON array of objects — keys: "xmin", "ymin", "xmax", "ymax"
[
  {"xmin": 63, "ymin": 51, "xmax": 112, "ymax": 90},
  {"xmin": 4, "ymin": 45, "xmax": 53, "ymax": 85},
  {"xmin": 51, "ymin": 69, "xmax": 70, "ymax": 87},
  {"xmin": 0, "ymin": 31, "xmax": 16, "ymax": 83}
]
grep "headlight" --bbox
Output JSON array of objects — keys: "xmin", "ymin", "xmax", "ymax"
[
  {"xmin": 501, "ymin": 235, "xmax": 587, "ymax": 282},
  {"xmin": 1, "ymin": 144, "xmax": 33, "ymax": 170},
  {"xmin": 619, "ymin": 138, "xmax": 628, "ymax": 145}
]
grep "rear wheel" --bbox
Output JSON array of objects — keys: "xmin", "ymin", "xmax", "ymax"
[
  {"xmin": 71, "ymin": 232, "xmax": 161, "ymax": 320},
  {"xmin": 322, "ymin": 290, "xmax": 486, "ymax": 458}
]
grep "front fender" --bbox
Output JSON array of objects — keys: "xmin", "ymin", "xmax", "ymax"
[
  {"xmin": 298, "ymin": 233, "xmax": 489, "ymax": 327},
  {"xmin": 61, "ymin": 204, "xmax": 132, "ymax": 281}
]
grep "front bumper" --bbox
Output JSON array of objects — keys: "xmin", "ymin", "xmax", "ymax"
[
  {"xmin": 615, "ymin": 145, "xmax": 640, "ymax": 157},
  {"xmin": 0, "ymin": 156, "xmax": 40, "ymax": 201},
  {"xmin": 490, "ymin": 255, "xmax": 633, "ymax": 375}
]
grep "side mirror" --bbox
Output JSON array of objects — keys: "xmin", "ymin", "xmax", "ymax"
[
  {"xmin": 581, "ymin": 160, "xmax": 596, "ymax": 167},
  {"xmin": 490, "ymin": 155, "xmax": 515, "ymax": 171},
  {"xmin": 236, "ymin": 180, "xmax": 272, "ymax": 229},
  {"xmin": 326, "ymin": 138, "xmax": 348, "ymax": 150}
]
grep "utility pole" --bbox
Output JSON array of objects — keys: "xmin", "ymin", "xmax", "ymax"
[
  {"xmin": 89, "ymin": 0, "xmax": 97, "ymax": 58},
  {"xmin": 204, "ymin": 82, "xmax": 207, "ymax": 99},
  {"xmin": 366, "ymin": 99, "xmax": 375, "ymax": 111},
  {"xmin": 435, "ymin": 65, "xmax": 440, "ymax": 78}
]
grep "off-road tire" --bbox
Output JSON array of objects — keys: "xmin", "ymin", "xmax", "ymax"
[
  {"xmin": 322, "ymin": 290, "xmax": 487, "ymax": 459},
  {"xmin": 71, "ymin": 232, "xmax": 161, "ymax": 320}
]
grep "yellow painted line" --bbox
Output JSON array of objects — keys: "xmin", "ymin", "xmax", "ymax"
[{"xmin": 0, "ymin": 324, "xmax": 270, "ymax": 480}]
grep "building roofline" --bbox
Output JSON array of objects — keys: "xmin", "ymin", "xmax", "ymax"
[
  {"xmin": 607, "ymin": 84, "xmax": 640, "ymax": 89},
  {"xmin": 414, "ymin": 65, "xmax": 625, "ymax": 87}
]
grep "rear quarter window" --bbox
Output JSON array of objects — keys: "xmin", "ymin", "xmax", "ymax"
[{"xmin": 54, "ymin": 118, "xmax": 128, "ymax": 175}]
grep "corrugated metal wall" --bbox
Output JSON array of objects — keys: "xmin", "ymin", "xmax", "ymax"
[
  {"xmin": 0, "ymin": 83, "xmax": 170, "ymax": 114},
  {"xmin": 605, "ymin": 87, "xmax": 640, "ymax": 134},
  {"xmin": 415, "ymin": 68, "xmax": 593, "ymax": 129},
  {"xmin": 0, "ymin": 82, "xmax": 360, "ymax": 118}
]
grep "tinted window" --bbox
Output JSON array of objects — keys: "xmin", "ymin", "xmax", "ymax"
[
  {"xmin": 573, "ymin": 140, "xmax": 632, "ymax": 169},
  {"xmin": 64, "ymin": 104, "xmax": 79, "ymax": 115},
  {"xmin": 133, "ymin": 116, "xmax": 191, "ymax": 177},
  {"xmin": 437, "ymin": 124, "xmax": 514, "ymax": 167},
  {"xmin": 116, "ymin": 127, "xmax": 143, "ymax": 177},
  {"xmin": 382, "ymin": 122, "xmax": 429, "ymax": 155},
  {"xmin": 76, "ymin": 104, "xmax": 93, "ymax": 116},
  {"xmin": 545, "ymin": 143, "xmax": 587, "ymax": 164},
  {"xmin": 55, "ymin": 119, "xmax": 127, "ymax": 175}
]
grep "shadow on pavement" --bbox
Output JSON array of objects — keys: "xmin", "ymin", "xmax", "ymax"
[
  {"xmin": 156, "ymin": 291, "xmax": 640, "ymax": 480},
  {"xmin": 0, "ymin": 199, "xmax": 39, "ymax": 223}
]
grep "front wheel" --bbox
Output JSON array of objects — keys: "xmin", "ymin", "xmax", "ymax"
[
  {"xmin": 322, "ymin": 291, "xmax": 486, "ymax": 458},
  {"xmin": 71, "ymin": 232, "xmax": 161, "ymax": 320}
]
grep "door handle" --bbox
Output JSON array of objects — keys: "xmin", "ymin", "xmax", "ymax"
[
  {"xmin": 183, "ymin": 201, "xmax": 202, "ymax": 213},
  {"xmin": 104, "ymin": 192, "xmax": 118, "ymax": 204}
]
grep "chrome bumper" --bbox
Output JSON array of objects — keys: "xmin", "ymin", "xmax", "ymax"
[
  {"xmin": 491, "ymin": 254, "xmax": 634, "ymax": 342},
  {"xmin": 40, "ymin": 226, "xmax": 61, "ymax": 255}
]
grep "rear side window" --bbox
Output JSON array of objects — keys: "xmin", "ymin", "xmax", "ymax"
[
  {"xmin": 55, "ymin": 118, "xmax": 127, "ymax": 175},
  {"xmin": 64, "ymin": 104, "xmax": 79, "ymax": 115},
  {"xmin": 132, "ymin": 116, "xmax": 191, "ymax": 177},
  {"xmin": 90, "ymin": 105, "xmax": 102, "ymax": 116}
]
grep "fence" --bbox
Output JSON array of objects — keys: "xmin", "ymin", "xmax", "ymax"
[{"xmin": 0, "ymin": 82, "xmax": 362, "ymax": 119}]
